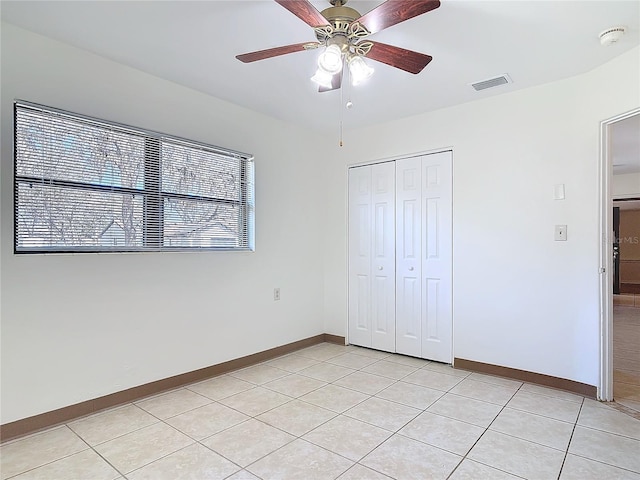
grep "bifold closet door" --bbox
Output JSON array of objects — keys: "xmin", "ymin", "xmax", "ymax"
[
  {"xmin": 421, "ymin": 152, "xmax": 452, "ymax": 363},
  {"xmin": 348, "ymin": 162, "xmax": 395, "ymax": 352},
  {"xmin": 396, "ymin": 151, "xmax": 453, "ymax": 362},
  {"xmin": 395, "ymin": 157, "xmax": 423, "ymax": 357}
]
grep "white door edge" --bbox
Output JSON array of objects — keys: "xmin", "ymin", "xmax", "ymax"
[{"xmin": 598, "ymin": 107, "xmax": 640, "ymax": 401}]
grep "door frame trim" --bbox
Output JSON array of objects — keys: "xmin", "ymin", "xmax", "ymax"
[
  {"xmin": 347, "ymin": 146, "xmax": 454, "ymax": 169},
  {"xmin": 598, "ymin": 107, "xmax": 640, "ymax": 401}
]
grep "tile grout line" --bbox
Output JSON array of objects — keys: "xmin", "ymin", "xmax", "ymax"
[
  {"xmin": 444, "ymin": 379, "xmax": 526, "ymax": 480},
  {"xmin": 338, "ymin": 352, "xmax": 514, "ymax": 479},
  {"xmin": 71, "ymin": 425, "xmax": 128, "ymax": 480},
  {"xmin": 340, "ymin": 463, "xmax": 393, "ymax": 480},
  {"xmin": 119, "ymin": 356, "xmax": 638, "ymax": 480},
  {"xmin": 569, "ymin": 419, "xmax": 640, "ymax": 442},
  {"xmin": 610, "ymin": 400, "xmax": 640, "ymax": 420},
  {"xmin": 231, "ymin": 390, "xmax": 350, "ymax": 478},
  {"xmin": 105, "ymin": 405, "xmax": 199, "ymax": 479},
  {"xmin": 95, "ymin": 394, "xmax": 267, "ymax": 479},
  {"xmin": 195, "ymin": 417, "xmax": 280, "ymax": 479},
  {"xmin": 2, "ymin": 447, "xmax": 88, "ymax": 480},
  {"xmin": 503, "ymin": 396, "xmax": 584, "ymax": 423},
  {"xmin": 136, "ymin": 392, "xmax": 216, "ymax": 421},
  {"xmin": 223, "ymin": 347, "xmax": 424, "ymax": 479},
  {"xmin": 349, "ymin": 372, "xmax": 520, "ymax": 480},
  {"xmin": 0, "ymin": 345, "xmax": 439, "ymax": 479},
  {"xmin": 8, "ymin": 344, "xmax": 633, "ymax": 480},
  {"xmin": 212, "ymin": 349, "xmax": 389, "ymax": 431},
  {"xmin": 123, "ymin": 441, "xmax": 238, "ymax": 479},
  {"xmin": 565, "ymin": 452, "xmax": 640, "ymax": 476},
  {"xmin": 230, "ymin": 347, "xmax": 530, "ymax": 479},
  {"xmin": 2, "ymin": 425, "xmax": 127, "ymax": 480},
  {"xmin": 126, "ymin": 397, "xmax": 264, "ymax": 479},
  {"xmin": 555, "ymin": 397, "xmax": 585, "ymax": 480},
  {"xmin": 192, "ymin": 348, "xmax": 363, "ymax": 478}
]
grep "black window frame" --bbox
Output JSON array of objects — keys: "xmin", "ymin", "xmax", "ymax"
[{"xmin": 13, "ymin": 101, "xmax": 254, "ymax": 254}]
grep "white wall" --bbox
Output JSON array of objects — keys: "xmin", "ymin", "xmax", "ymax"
[
  {"xmin": 323, "ymin": 47, "xmax": 640, "ymax": 387},
  {"xmin": 0, "ymin": 24, "xmax": 326, "ymax": 424},
  {"xmin": 2, "ymin": 23, "xmax": 638, "ymax": 426},
  {"xmin": 613, "ymin": 172, "xmax": 640, "ymax": 197}
]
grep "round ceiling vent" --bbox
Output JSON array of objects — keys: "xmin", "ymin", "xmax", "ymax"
[{"xmin": 599, "ymin": 26, "xmax": 626, "ymax": 46}]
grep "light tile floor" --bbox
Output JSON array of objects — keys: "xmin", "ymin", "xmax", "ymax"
[{"xmin": 2, "ymin": 342, "xmax": 640, "ymax": 480}]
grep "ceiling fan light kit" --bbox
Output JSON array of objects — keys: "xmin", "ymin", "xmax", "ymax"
[
  {"xmin": 311, "ymin": 68, "xmax": 334, "ymax": 89},
  {"xmin": 236, "ymin": 0, "xmax": 441, "ymax": 93},
  {"xmin": 347, "ymin": 55, "xmax": 375, "ymax": 85},
  {"xmin": 318, "ymin": 43, "xmax": 344, "ymax": 74}
]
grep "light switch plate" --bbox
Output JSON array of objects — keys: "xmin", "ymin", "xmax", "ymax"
[
  {"xmin": 554, "ymin": 184, "xmax": 565, "ymax": 200},
  {"xmin": 555, "ymin": 225, "xmax": 567, "ymax": 241}
]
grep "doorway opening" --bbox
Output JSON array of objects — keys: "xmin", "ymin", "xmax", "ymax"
[
  {"xmin": 612, "ymin": 197, "xmax": 640, "ymax": 411},
  {"xmin": 599, "ymin": 108, "xmax": 640, "ymax": 404}
]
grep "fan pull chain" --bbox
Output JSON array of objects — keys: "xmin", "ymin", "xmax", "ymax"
[
  {"xmin": 339, "ymin": 71, "xmax": 344, "ymax": 147},
  {"xmin": 339, "ymin": 61, "xmax": 354, "ymax": 147}
]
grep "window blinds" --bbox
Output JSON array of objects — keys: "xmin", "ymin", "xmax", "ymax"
[{"xmin": 14, "ymin": 101, "xmax": 254, "ymax": 252}]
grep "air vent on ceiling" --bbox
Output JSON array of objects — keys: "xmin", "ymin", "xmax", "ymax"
[{"xmin": 471, "ymin": 74, "xmax": 512, "ymax": 91}]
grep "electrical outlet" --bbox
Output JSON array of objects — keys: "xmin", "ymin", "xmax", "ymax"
[
  {"xmin": 555, "ymin": 225, "xmax": 567, "ymax": 241},
  {"xmin": 274, "ymin": 288, "xmax": 280, "ymax": 301}
]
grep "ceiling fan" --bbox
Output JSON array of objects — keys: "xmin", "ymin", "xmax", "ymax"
[{"xmin": 236, "ymin": 0, "xmax": 441, "ymax": 92}]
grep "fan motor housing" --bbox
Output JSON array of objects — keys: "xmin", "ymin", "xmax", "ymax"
[
  {"xmin": 321, "ymin": 6, "xmax": 361, "ymax": 23},
  {"xmin": 316, "ymin": 5, "xmax": 367, "ymax": 45}
]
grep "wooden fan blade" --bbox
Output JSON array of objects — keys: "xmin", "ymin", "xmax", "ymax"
[
  {"xmin": 275, "ymin": 0, "xmax": 330, "ymax": 28},
  {"xmin": 319, "ymin": 70, "xmax": 343, "ymax": 93},
  {"xmin": 356, "ymin": 0, "xmax": 440, "ymax": 35},
  {"xmin": 236, "ymin": 42, "xmax": 319, "ymax": 63},
  {"xmin": 365, "ymin": 41, "xmax": 432, "ymax": 74}
]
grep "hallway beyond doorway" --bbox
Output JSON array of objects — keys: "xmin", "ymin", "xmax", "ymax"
[{"xmin": 613, "ymin": 305, "xmax": 640, "ymax": 413}]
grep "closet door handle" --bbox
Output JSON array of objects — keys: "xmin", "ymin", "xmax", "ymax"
[
  {"xmin": 378, "ymin": 266, "xmax": 383, "ymax": 270},
  {"xmin": 409, "ymin": 266, "xmax": 414, "ymax": 271}
]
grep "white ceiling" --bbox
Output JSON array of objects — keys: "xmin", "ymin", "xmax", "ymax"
[{"xmin": 1, "ymin": 0, "xmax": 639, "ymax": 136}]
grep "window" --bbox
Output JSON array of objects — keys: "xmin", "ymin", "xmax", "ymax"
[{"xmin": 14, "ymin": 101, "xmax": 254, "ymax": 253}]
